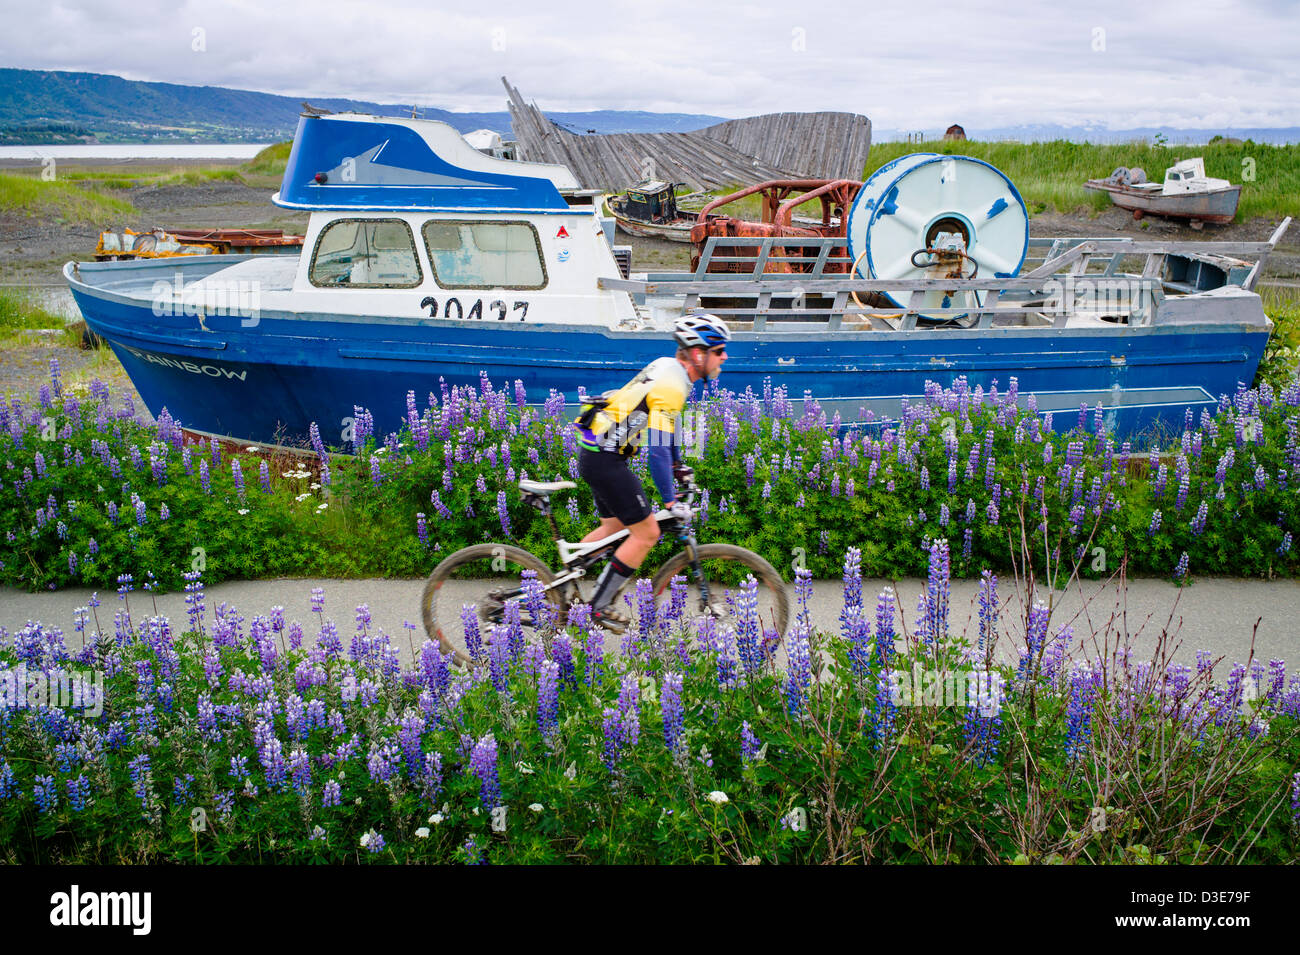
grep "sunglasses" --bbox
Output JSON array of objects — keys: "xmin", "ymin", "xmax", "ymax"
[{"xmin": 708, "ymin": 346, "xmax": 727, "ymax": 355}]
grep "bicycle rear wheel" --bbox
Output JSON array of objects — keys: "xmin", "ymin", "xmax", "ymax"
[
  {"xmin": 650, "ymin": 543, "xmax": 789, "ymax": 642},
  {"xmin": 420, "ymin": 543, "xmax": 567, "ymax": 666}
]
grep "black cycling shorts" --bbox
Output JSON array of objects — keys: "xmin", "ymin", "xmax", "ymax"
[{"xmin": 578, "ymin": 447, "xmax": 653, "ymax": 526}]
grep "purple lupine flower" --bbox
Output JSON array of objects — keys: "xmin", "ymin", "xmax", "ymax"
[
  {"xmin": 430, "ymin": 489, "xmax": 452, "ymax": 519},
  {"xmin": 538, "ymin": 660, "xmax": 561, "ymax": 740},
  {"xmin": 497, "ymin": 490, "xmax": 512, "ymax": 537},
  {"xmin": 459, "ymin": 603, "xmax": 483, "ymax": 664},
  {"xmin": 1153, "ymin": 463, "xmax": 1168, "ymax": 498},
  {"xmin": 871, "ymin": 667, "xmax": 897, "ymax": 748},
  {"xmin": 660, "ymin": 671, "xmax": 685, "ymax": 753},
  {"xmin": 741, "ymin": 721, "xmax": 761, "ymax": 764},
  {"xmin": 1278, "ymin": 532, "xmax": 1292, "ymax": 556},
  {"xmin": 489, "ymin": 624, "xmax": 512, "ymax": 695},
  {"xmin": 133, "ymin": 495, "xmax": 146, "ymax": 526},
  {"xmin": 1190, "ymin": 500, "xmax": 1208, "ymax": 536},
  {"xmin": 198, "ymin": 458, "xmax": 210, "ymax": 494},
  {"xmin": 977, "ymin": 570, "xmax": 998, "ymax": 654},
  {"xmin": 322, "ymin": 778, "xmax": 341, "ymax": 807},
  {"xmin": 128, "ymin": 754, "xmax": 151, "ymax": 811},
  {"xmin": 503, "ymin": 599, "xmax": 524, "ymax": 659},
  {"xmin": 1064, "ymin": 662, "xmax": 1097, "ymax": 761},
  {"xmin": 469, "ymin": 734, "xmax": 502, "ymax": 809},
  {"xmin": 919, "ymin": 538, "xmax": 951, "ymax": 651},
  {"xmin": 735, "ymin": 575, "xmax": 762, "ymax": 677},
  {"xmin": 416, "ymin": 512, "xmax": 428, "ymax": 547},
  {"xmin": 963, "ymin": 670, "xmax": 1004, "ymax": 767},
  {"xmin": 66, "ymin": 774, "xmax": 91, "ymax": 813},
  {"xmin": 792, "ymin": 566, "xmax": 813, "ymax": 631},
  {"xmin": 784, "ymin": 625, "xmax": 813, "ymax": 716},
  {"xmin": 874, "ymin": 587, "xmax": 896, "ymax": 665},
  {"xmin": 231, "ymin": 459, "xmax": 245, "ymax": 500},
  {"xmin": 34, "ymin": 775, "xmax": 58, "ymax": 814}
]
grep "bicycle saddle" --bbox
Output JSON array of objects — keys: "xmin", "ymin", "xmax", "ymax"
[{"xmin": 518, "ymin": 479, "xmax": 576, "ymax": 496}]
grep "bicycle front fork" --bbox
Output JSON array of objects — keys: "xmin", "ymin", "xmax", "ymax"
[{"xmin": 679, "ymin": 532, "xmax": 714, "ymax": 609}]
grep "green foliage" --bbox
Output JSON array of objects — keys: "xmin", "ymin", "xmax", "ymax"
[
  {"xmin": 2, "ymin": 368, "xmax": 1299, "ymax": 594},
  {"xmin": 0, "ymin": 171, "xmax": 134, "ymax": 222},
  {"xmin": 0, "ymin": 289, "xmax": 77, "ymax": 344},
  {"xmin": 243, "ymin": 142, "xmax": 292, "ymax": 178},
  {"xmin": 865, "ymin": 140, "xmax": 1300, "ymax": 221}
]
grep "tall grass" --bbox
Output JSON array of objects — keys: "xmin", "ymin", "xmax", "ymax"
[
  {"xmin": 243, "ymin": 141, "xmax": 292, "ymax": 178},
  {"xmin": 0, "ymin": 172, "xmax": 134, "ymax": 222},
  {"xmin": 0, "ymin": 288, "xmax": 78, "ymax": 345},
  {"xmin": 865, "ymin": 140, "xmax": 1300, "ymax": 221}
]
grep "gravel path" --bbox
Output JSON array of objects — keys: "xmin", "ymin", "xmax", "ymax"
[{"xmin": 1, "ymin": 574, "xmax": 1297, "ymax": 670}]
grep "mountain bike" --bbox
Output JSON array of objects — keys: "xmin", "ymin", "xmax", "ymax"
[{"xmin": 420, "ymin": 478, "xmax": 788, "ymax": 665}]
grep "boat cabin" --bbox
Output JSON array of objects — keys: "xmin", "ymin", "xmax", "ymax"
[
  {"xmin": 619, "ymin": 181, "xmax": 681, "ymax": 224},
  {"xmin": 1162, "ymin": 158, "xmax": 1232, "ymax": 196}
]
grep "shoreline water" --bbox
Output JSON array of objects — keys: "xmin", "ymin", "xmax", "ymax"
[{"xmin": 0, "ymin": 144, "xmax": 271, "ymax": 162}]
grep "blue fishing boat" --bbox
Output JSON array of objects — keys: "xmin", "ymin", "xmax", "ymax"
[{"xmin": 65, "ymin": 111, "xmax": 1290, "ymax": 448}]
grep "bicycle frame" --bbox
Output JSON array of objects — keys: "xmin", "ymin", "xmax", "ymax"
[{"xmin": 523, "ymin": 485, "xmax": 712, "ymax": 609}]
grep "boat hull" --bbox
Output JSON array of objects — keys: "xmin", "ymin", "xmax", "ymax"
[
  {"xmin": 67, "ymin": 263, "xmax": 1267, "ymax": 449},
  {"xmin": 1084, "ymin": 180, "xmax": 1241, "ymax": 223},
  {"xmin": 610, "ymin": 213, "xmax": 696, "ymax": 242}
]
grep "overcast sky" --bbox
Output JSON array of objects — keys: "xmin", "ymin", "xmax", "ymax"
[{"xmin": 7, "ymin": 0, "xmax": 1299, "ymax": 131}]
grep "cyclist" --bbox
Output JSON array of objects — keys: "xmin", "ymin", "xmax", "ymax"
[{"xmin": 574, "ymin": 313, "xmax": 731, "ymax": 631}]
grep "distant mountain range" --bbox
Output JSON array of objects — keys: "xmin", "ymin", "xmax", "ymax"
[
  {"xmin": 0, "ymin": 69, "xmax": 725, "ymax": 144},
  {"xmin": 2, "ymin": 69, "xmax": 1297, "ymax": 147}
]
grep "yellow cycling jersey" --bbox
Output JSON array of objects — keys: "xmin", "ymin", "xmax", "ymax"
[{"xmin": 578, "ymin": 356, "xmax": 691, "ymax": 455}]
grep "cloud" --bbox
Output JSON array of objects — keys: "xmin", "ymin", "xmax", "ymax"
[{"xmin": 4, "ymin": 0, "xmax": 1297, "ymax": 130}]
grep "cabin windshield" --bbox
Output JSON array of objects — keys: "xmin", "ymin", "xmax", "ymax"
[
  {"xmin": 421, "ymin": 221, "xmax": 547, "ymax": 289},
  {"xmin": 309, "ymin": 219, "xmax": 422, "ymax": 287}
]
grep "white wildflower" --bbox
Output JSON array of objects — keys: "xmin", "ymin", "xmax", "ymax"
[
  {"xmin": 528, "ymin": 803, "xmax": 544, "ymax": 813},
  {"xmin": 429, "ymin": 813, "xmax": 445, "ymax": 825},
  {"xmin": 706, "ymin": 791, "xmax": 730, "ymax": 805},
  {"xmin": 237, "ymin": 508, "xmax": 249, "ymax": 515},
  {"xmin": 415, "ymin": 827, "xmax": 430, "ymax": 838}
]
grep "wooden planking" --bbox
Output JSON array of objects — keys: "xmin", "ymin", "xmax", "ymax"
[{"xmin": 502, "ymin": 78, "xmax": 871, "ymax": 191}]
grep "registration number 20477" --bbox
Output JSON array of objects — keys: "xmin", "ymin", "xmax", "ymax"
[{"xmin": 419, "ymin": 297, "xmax": 529, "ymax": 321}]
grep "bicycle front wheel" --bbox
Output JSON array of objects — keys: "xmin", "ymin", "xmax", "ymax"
[
  {"xmin": 421, "ymin": 543, "xmax": 567, "ymax": 666},
  {"xmin": 650, "ymin": 543, "xmax": 789, "ymax": 639}
]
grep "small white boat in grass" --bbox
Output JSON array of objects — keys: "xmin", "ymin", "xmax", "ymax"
[{"xmin": 1085, "ymin": 158, "xmax": 1242, "ymax": 225}]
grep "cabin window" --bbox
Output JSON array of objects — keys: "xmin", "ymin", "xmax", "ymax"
[
  {"xmin": 309, "ymin": 219, "xmax": 423, "ymax": 288},
  {"xmin": 421, "ymin": 221, "xmax": 547, "ymax": 290}
]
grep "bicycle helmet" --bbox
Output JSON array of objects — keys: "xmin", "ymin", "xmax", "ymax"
[{"xmin": 673, "ymin": 313, "xmax": 731, "ymax": 350}]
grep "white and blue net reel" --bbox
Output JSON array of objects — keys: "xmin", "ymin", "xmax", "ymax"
[{"xmin": 846, "ymin": 153, "xmax": 1029, "ymax": 321}]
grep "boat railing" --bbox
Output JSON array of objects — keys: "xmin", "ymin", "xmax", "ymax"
[
  {"xmin": 601, "ymin": 271, "xmax": 1168, "ymax": 330},
  {"xmin": 603, "ymin": 222, "xmax": 1290, "ymax": 330}
]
